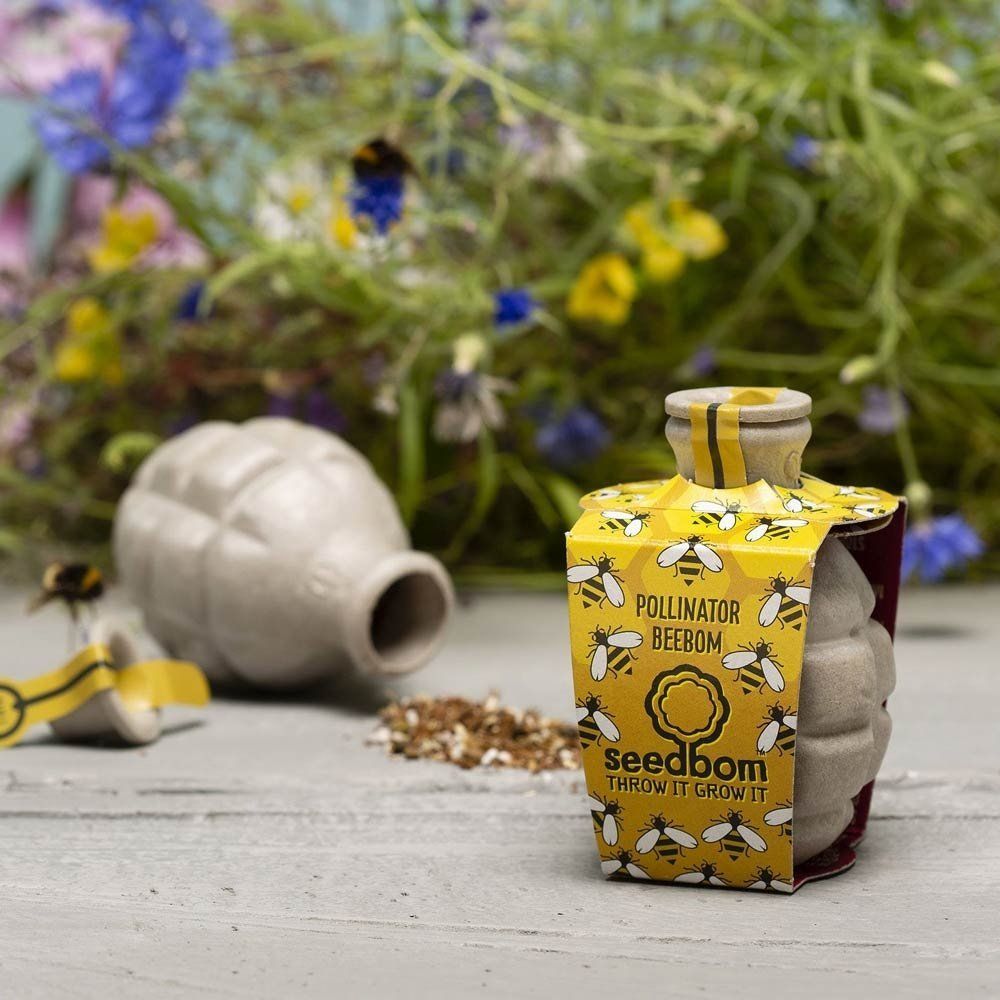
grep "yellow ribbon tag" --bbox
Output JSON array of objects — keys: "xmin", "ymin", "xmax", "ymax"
[
  {"xmin": 689, "ymin": 387, "xmax": 786, "ymax": 489},
  {"xmin": 0, "ymin": 643, "xmax": 209, "ymax": 749},
  {"xmin": 727, "ymin": 387, "xmax": 784, "ymax": 406}
]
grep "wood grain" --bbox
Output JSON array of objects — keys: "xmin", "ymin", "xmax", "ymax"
[{"xmin": 1, "ymin": 585, "xmax": 997, "ymax": 998}]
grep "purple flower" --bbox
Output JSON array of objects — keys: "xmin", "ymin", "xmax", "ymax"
[
  {"xmin": 175, "ymin": 280, "xmax": 207, "ymax": 321},
  {"xmin": 34, "ymin": 70, "xmax": 112, "ymax": 173},
  {"xmin": 34, "ymin": 0, "xmax": 227, "ymax": 173},
  {"xmin": 535, "ymin": 405, "xmax": 609, "ymax": 469},
  {"xmin": 493, "ymin": 287, "xmax": 536, "ymax": 329},
  {"xmin": 857, "ymin": 386, "xmax": 908, "ymax": 435},
  {"xmin": 265, "ymin": 386, "xmax": 348, "ymax": 434},
  {"xmin": 266, "ymin": 392, "xmax": 298, "ymax": 419},
  {"xmin": 902, "ymin": 513, "xmax": 985, "ymax": 583},
  {"xmin": 34, "ymin": 36, "xmax": 186, "ymax": 172},
  {"xmin": 349, "ymin": 175, "xmax": 405, "ymax": 235},
  {"xmin": 786, "ymin": 133, "xmax": 820, "ymax": 172},
  {"xmin": 685, "ymin": 346, "xmax": 717, "ymax": 379},
  {"xmin": 92, "ymin": 0, "xmax": 149, "ymax": 17},
  {"xmin": 303, "ymin": 388, "xmax": 347, "ymax": 434},
  {"xmin": 94, "ymin": 0, "xmax": 230, "ymax": 68},
  {"xmin": 464, "ymin": 4, "xmax": 502, "ymax": 59}
]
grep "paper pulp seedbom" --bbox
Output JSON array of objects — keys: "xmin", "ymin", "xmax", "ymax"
[{"xmin": 566, "ymin": 387, "xmax": 904, "ymax": 893}]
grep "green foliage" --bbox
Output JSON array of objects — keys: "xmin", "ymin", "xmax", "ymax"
[{"xmin": 1, "ymin": 0, "xmax": 997, "ymax": 580}]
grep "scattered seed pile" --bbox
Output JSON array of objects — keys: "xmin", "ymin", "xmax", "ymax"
[{"xmin": 367, "ymin": 692, "xmax": 581, "ymax": 772}]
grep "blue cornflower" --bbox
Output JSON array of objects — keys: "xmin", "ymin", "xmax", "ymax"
[
  {"xmin": 91, "ymin": 0, "xmax": 149, "ymax": 16},
  {"xmin": 786, "ymin": 133, "xmax": 821, "ymax": 172},
  {"xmin": 349, "ymin": 175, "xmax": 405, "ymax": 235},
  {"xmin": 35, "ymin": 26, "xmax": 187, "ymax": 172},
  {"xmin": 35, "ymin": 0, "xmax": 228, "ymax": 173},
  {"xmin": 175, "ymin": 281, "xmax": 207, "ymax": 321},
  {"xmin": 34, "ymin": 71, "xmax": 110, "ymax": 175},
  {"xmin": 94, "ymin": 0, "xmax": 230, "ymax": 69},
  {"xmin": 901, "ymin": 513, "xmax": 984, "ymax": 583},
  {"xmin": 493, "ymin": 287, "xmax": 536, "ymax": 329},
  {"xmin": 535, "ymin": 405, "xmax": 609, "ymax": 469},
  {"xmin": 857, "ymin": 386, "xmax": 908, "ymax": 436}
]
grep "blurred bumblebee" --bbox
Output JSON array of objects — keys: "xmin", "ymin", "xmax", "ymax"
[
  {"xmin": 351, "ymin": 138, "xmax": 415, "ymax": 182},
  {"xmin": 28, "ymin": 563, "xmax": 104, "ymax": 621}
]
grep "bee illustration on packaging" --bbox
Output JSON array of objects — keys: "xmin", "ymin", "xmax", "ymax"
[
  {"xmin": 758, "ymin": 574, "xmax": 810, "ymax": 629},
  {"xmin": 722, "ymin": 638, "xmax": 785, "ymax": 693},
  {"xmin": 764, "ymin": 804, "xmax": 793, "ymax": 839},
  {"xmin": 600, "ymin": 850, "xmax": 650, "ymax": 880},
  {"xmin": 836, "ymin": 485, "xmax": 879, "ymax": 501},
  {"xmin": 599, "ymin": 509, "xmax": 650, "ymax": 537},
  {"xmin": 747, "ymin": 866, "xmax": 792, "ymax": 892},
  {"xmin": 587, "ymin": 625, "xmax": 643, "ymax": 681},
  {"xmin": 567, "ymin": 554, "xmax": 626, "ymax": 609},
  {"xmin": 635, "ymin": 816, "xmax": 697, "ymax": 862},
  {"xmin": 702, "ymin": 810, "xmax": 768, "ymax": 859},
  {"xmin": 575, "ymin": 694, "xmax": 620, "ymax": 747},
  {"xmin": 690, "ymin": 498, "xmax": 742, "ymax": 532},
  {"xmin": 656, "ymin": 535, "xmax": 723, "ymax": 586},
  {"xmin": 757, "ymin": 704, "xmax": 797, "ymax": 755},
  {"xmin": 674, "ymin": 860, "xmax": 728, "ymax": 887},
  {"xmin": 782, "ymin": 492, "xmax": 825, "ymax": 514},
  {"xmin": 588, "ymin": 794, "xmax": 623, "ymax": 847},
  {"xmin": 851, "ymin": 503, "xmax": 889, "ymax": 520},
  {"xmin": 744, "ymin": 516, "xmax": 808, "ymax": 543}
]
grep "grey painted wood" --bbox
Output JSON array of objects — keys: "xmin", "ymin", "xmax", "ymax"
[{"xmin": 1, "ymin": 584, "xmax": 998, "ymax": 998}]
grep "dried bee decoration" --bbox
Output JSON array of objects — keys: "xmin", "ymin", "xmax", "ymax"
[{"xmin": 368, "ymin": 692, "xmax": 581, "ymax": 773}]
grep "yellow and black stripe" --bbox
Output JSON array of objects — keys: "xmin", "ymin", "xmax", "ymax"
[
  {"xmin": 721, "ymin": 829, "xmax": 749, "ymax": 861},
  {"xmin": 675, "ymin": 549, "xmax": 707, "ymax": 587},
  {"xmin": 577, "ymin": 716, "xmax": 602, "ymax": 748},
  {"xmin": 737, "ymin": 660, "xmax": 768, "ymax": 695},
  {"xmin": 689, "ymin": 387, "xmax": 783, "ymax": 489},
  {"xmin": 776, "ymin": 595, "xmax": 806, "ymax": 630},
  {"xmin": 580, "ymin": 579, "xmax": 606, "ymax": 607},
  {"xmin": 654, "ymin": 835, "xmax": 686, "ymax": 863},
  {"xmin": 606, "ymin": 646, "xmax": 634, "ymax": 677},
  {"xmin": 775, "ymin": 724, "xmax": 796, "ymax": 754}
]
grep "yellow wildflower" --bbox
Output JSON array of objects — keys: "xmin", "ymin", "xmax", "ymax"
[
  {"xmin": 330, "ymin": 211, "xmax": 357, "ymax": 249},
  {"xmin": 286, "ymin": 182, "xmax": 315, "ymax": 216},
  {"xmin": 567, "ymin": 253, "xmax": 637, "ymax": 326},
  {"xmin": 54, "ymin": 298, "xmax": 123, "ymax": 386},
  {"xmin": 669, "ymin": 199, "xmax": 728, "ymax": 260},
  {"xmin": 328, "ymin": 176, "xmax": 357, "ymax": 249},
  {"xmin": 87, "ymin": 207, "xmax": 159, "ymax": 274},
  {"xmin": 622, "ymin": 200, "xmax": 686, "ymax": 284},
  {"xmin": 642, "ymin": 242, "xmax": 686, "ymax": 283}
]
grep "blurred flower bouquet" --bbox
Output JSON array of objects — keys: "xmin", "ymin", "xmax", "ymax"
[{"xmin": 0, "ymin": 0, "xmax": 994, "ymax": 583}]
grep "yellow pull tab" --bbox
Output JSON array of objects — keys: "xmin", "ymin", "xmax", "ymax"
[
  {"xmin": 690, "ymin": 401, "xmax": 747, "ymax": 489},
  {"xmin": 727, "ymin": 386, "xmax": 784, "ymax": 406},
  {"xmin": 0, "ymin": 644, "xmax": 209, "ymax": 749},
  {"xmin": 115, "ymin": 659, "xmax": 210, "ymax": 712},
  {"xmin": 689, "ymin": 387, "xmax": 786, "ymax": 489}
]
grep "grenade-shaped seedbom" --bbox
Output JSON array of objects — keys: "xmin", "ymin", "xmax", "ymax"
[
  {"xmin": 665, "ymin": 387, "xmax": 894, "ymax": 863},
  {"xmin": 114, "ymin": 418, "xmax": 453, "ymax": 689}
]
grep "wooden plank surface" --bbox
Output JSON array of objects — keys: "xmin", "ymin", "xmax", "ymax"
[{"xmin": 1, "ymin": 584, "xmax": 998, "ymax": 998}]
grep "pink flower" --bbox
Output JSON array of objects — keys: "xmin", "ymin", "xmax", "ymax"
[
  {"xmin": 0, "ymin": 188, "xmax": 31, "ymax": 310},
  {"xmin": 0, "ymin": 2, "xmax": 123, "ymax": 97},
  {"xmin": 72, "ymin": 175, "xmax": 207, "ymax": 269}
]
